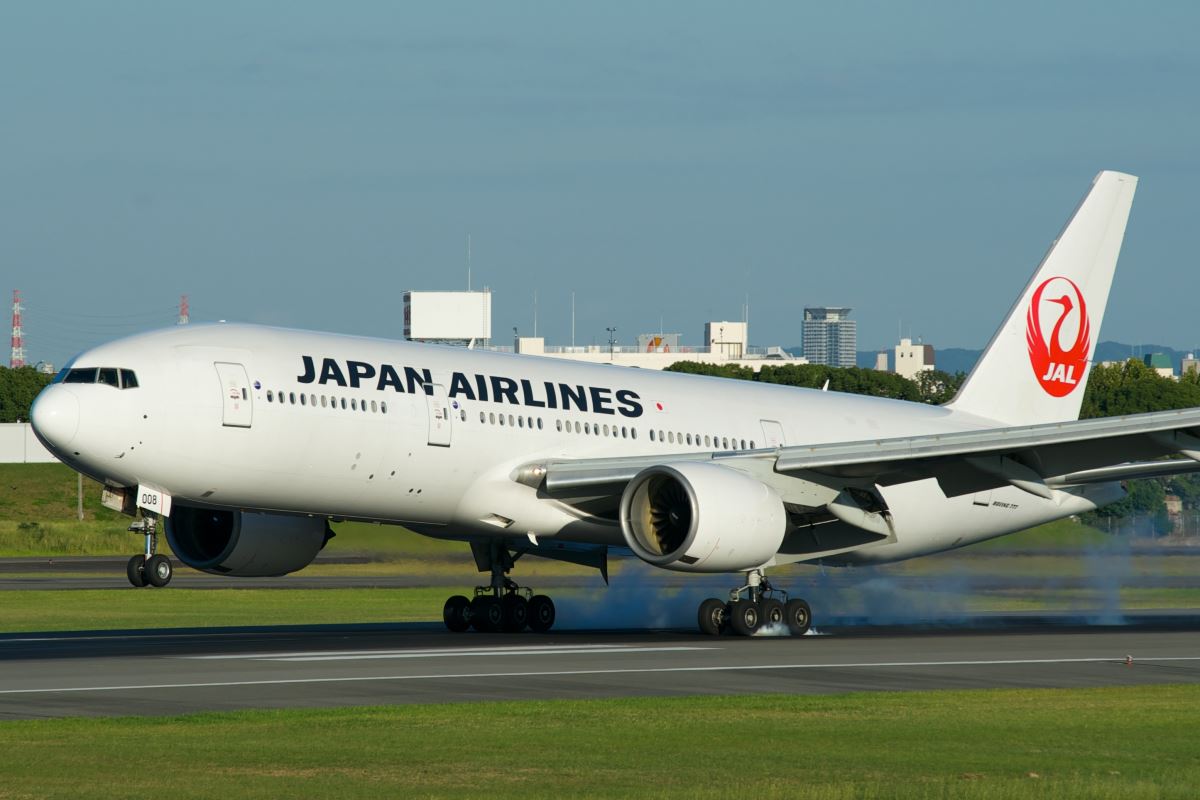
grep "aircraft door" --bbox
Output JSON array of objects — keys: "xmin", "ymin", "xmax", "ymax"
[
  {"xmin": 214, "ymin": 362, "xmax": 253, "ymax": 428},
  {"xmin": 760, "ymin": 419, "xmax": 785, "ymax": 448},
  {"xmin": 426, "ymin": 384, "xmax": 452, "ymax": 446}
]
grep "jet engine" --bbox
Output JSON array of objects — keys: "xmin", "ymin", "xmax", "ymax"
[
  {"xmin": 165, "ymin": 506, "xmax": 332, "ymax": 577},
  {"xmin": 619, "ymin": 462, "xmax": 786, "ymax": 573}
]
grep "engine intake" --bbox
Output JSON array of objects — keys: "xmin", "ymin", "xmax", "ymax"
[
  {"xmin": 619, "ymin": 462, "xmax": 786, "ymax": 573},
  {"xmin": 165, "ymin": 506, "xmax": 331, "ymax": 577}
]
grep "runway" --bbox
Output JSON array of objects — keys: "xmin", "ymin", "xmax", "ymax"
[{"xmin": 2, "ymin": 621, "xmax": 1198, "ymax": 719}]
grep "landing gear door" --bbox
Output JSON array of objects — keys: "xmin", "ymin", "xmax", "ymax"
[
  {"xmin": 760, "ymin": 419, "xmax": 785, "ymax": 449},
  {"xmin": 426, "ymin": 384, "xmax": 452, "ymax": 446},
  {"xmin": 214, "ymin": 362, "xmax": 253, "ymax": 428}
]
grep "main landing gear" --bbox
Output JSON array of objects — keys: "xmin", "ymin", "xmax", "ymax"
[
  {"xmin": 442, "ymin": 542, "xmax": 556, "ymax": 633},
  {"xmin": 125, "ymin": 515, "xmax": 173, "ymax": 588},
  {"xmin": 697, "ymin": 570, "xmax": 811, "ymax": 637}
]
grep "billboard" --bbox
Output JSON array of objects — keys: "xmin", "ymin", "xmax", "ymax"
[{"xmin": 403, "ymin": 291, "xmax": 492, "ymax": 341}]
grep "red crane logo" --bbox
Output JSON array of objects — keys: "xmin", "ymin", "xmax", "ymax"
[{"xmin": 1026, "ymin": 276, "xmax": 1090, "ymax": 397}]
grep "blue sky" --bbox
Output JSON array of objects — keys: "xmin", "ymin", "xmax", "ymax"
[{"xmin": 4, "ymin": 2, "xmax": 1199, "ymax": 367}]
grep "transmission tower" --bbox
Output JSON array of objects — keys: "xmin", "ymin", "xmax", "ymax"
[
  {"xmin": 10, "ymin": 290, "xmax": 25, "ymax": 368},
  {"xmin": 178, "ymin": 295, "xmax": 190, "ymax": 325}
]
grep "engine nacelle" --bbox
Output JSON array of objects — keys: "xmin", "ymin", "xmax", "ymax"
[
  {"xmin": 165, "ymin": 506, "xmax": 331, "ymax": 577},
  {"xmin": 619, "ymin": 462, "xmax": 786, "ymax": 573}
]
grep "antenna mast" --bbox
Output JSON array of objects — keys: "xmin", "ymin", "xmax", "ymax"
[
  {"xmin": 178, "ymin": 295, "xmax": 190, "ymax": 325},
  {"xmin": 10, "ymin": 290, "xmax": 24, "ymax": 368}
]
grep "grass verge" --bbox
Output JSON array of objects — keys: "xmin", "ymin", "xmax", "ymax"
[
  {"xmin": 1, "ymin": 686, "xmax": 1198, "ymax": 798},
  {"xmin": 0, "ymin": 588, "xmax": 455, "ymax": 632}
]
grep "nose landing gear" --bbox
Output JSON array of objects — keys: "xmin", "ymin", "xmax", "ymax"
[
  {"xmin": 126, "ymin": 516, "xmax": 174, "ymax": 588},
  {"xmin": 697, "ymin": 570, "xmax": 811, "ymax": 637}
]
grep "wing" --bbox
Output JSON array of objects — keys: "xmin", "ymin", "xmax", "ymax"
[{"xmin": 526, "ymin": 406, "xmax": 1200, "ymax": 509}]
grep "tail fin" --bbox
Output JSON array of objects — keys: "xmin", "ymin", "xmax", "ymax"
[{"xmin": 946, "ymin": 170, "xmax": 1138, "ymax": 426}]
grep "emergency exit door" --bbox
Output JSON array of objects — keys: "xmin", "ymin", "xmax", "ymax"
[
  {"xmin": 759, "ymin": 419, "xmax": 785, "ymax": 449},
  {"xmin": 215, "ymin": 362, "xmax": 253, "ymax": 428},
  {"xmin": 426, "ymin": 384, "xmax": 452, "ymax": 446}
]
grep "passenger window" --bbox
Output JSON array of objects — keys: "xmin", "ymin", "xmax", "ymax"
[
  {"xmin": 603, "ymin": 424, "xmax": 609, "ymax": 436},
  {"xmin": 309, "ymin": 394, "xmax": 315, "ymax": 406},
  {"xmin": 508, "ymin": 414, "xmax": 515, "ymax": 426},
  {"xmin": 528, "ymin": 417, "xmax": 534, "ymax": 429},
  {"xmin": 381, "ymin": 402, "xmax": 388, "ymax": 414},
  {"xmin": 631, "ymin": 428, "xmax": 637, "ymax": 440},
  {"xmin": 722, "ymin": 437, "xmax": 729, "ymax": 450},
  {"xmin": 351, "ymin": 398, "xmax": 357, "ymax": 410},
  {"xmin": 490, "ymin": 412, "xmax": 496, "ymax": 424},
  {"xmin": 500, "ymin": 414, "xmax": 506, "ymax": 426},
  {"xmin": 340, "ymin": 398, "xmax": 347, "ymax": 410},
  {"xmin": 750, "ymin": 440, "xmax": 755, "ymax": 449},
  {"xmin": 289, "ymin": 392, "xmax": 296, "ymax": 404},
  {"xmin": 120, "ymin": 369, "xmax": 138, "ymax": 389},
  {"xmin": 649, "ymin": 430, "xmax": 655, "ymax": 441},
  {"xmin": 371, "ymin": 401, "xmax": 378, "ymax": 413},
  {"xmin": 686, "ymin": 433, "xmax": 692, "ymax": 445},
  {"xmin": 482, "ymin": 412, "xmax": 488, "ymax": 423},
  {"xmin": 704, "ymin": 435, "xmax": 711, "ymax": 447},
  {"xmin": 518, "ymin": 416, "xmax": 525, "ymax": 428},
  {"xmin": 622, "ymin": 427, "xmax": 627, "ymax": 438},
  {"xmin": 574, "ymin": 421, "xmax": 581, "ymax": 433},
  {"xmin": 583, "ymin": 422, "xmax": 590, "ymax": 434},
  {"xmin": 267, "ymin": 390, "xmax": 274, "ymax": 402},
  {"xmin": 64, "ymin": 368, "xmax": 98, "ymax": 384},
  {"xmin": 740, "ymin": 439, "xmax": 747, "ymax": 450},
  {"xmin": 461, "ymin": 409, "xmax": 467, "ymax": 421},
  {"xmin": 668, "ymin": 432, "xmax": 674, "ymax": 444},
  {"xmin": 537, "ymin": 418, "xmax": 543, "ymax": 430}
]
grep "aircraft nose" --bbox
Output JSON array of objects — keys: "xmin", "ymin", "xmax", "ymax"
[{"xmin": 31, "ymin": 387, "xmax": 79, "ymax": 451}]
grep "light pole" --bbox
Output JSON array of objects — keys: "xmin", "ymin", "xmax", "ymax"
[{"xmin": 606, "ymin": 327, "xmax": 617, "ymax": 361}]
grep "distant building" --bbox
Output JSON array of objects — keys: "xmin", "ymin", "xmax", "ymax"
[
  {"xmin": 802, "ymin": 307, "xmax": 857, "ymax": 368},
  {"xmin": 704, "ymin": 321, "xmax": 747, "ymax": 359},
  {"xmin": 874, "ymin": 351, "xmax": 889, "ymax": 372},
  {"xmin": 1143, "ymin": 352, "xmax": 1174, "ymax": 379},
  {"xmin": 508, "ymin": 320, "xmax": 804, "ymax": 372},
  {"xmin": 894, "ymin": 337, "xmax": 935, "ymax": 380},
  {"xmin": 1182, "ymin": 353, "xmax": 1199, "ymax": 377}
]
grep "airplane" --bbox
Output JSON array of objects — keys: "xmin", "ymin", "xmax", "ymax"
[{"xmin": 29, "ymin": 170, "xmax": 1200, "ymax": 636}]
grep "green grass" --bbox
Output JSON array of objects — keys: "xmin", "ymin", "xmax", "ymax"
[
  {"xmin": 0, "ymin": 588, "xmax": 455, "ymax": 632},
  {"xmin": 0, "ymin": 686, "xmax": 1197, "ymax": 798}
]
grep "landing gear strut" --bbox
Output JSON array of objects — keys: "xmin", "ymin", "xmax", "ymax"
[
  {"xmin": 443, "ymin": 542, "xmax": 555, "ymax": 633},
  {"xmin": 126, "ymin": 515, "xmax": 173, "ymax": 588},
  {"xmin": 697, "ymin": 570, "xmax": 810, "ymax": 637}
]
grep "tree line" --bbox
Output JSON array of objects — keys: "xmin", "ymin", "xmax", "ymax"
[{"xmin": 0, "ymin": 367, "xmax": 53, "ymax": 423}]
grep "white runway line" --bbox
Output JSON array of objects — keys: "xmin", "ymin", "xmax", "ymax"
[
  {"xmin": 183, "ymin": 644, "xmax": 715, "ymax": 662},
  {"xmin": 2, "ymin": 656, "xmax": 1198, "ymax": 695}
]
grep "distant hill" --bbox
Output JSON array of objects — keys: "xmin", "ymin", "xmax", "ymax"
[{"xmin": 851, "ymin": 341, "xmax": 1197, "ymax": 375}]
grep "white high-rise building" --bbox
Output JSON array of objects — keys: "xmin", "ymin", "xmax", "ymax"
[{"xmin": 802, "ymin": 307, "xmax": 856, "ymax": 368}]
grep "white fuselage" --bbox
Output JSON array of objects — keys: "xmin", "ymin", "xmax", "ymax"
[{"xmin": 32, "ymin": 323, "xmax": 1121, "ymax": 567}]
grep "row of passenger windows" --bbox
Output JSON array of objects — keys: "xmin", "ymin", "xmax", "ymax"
[
  {"xmin": 265, "ymin": 389, "xmax": 388, "ymax": 415},
  {"xmin": 56, "ymin": 367, "xmax": 139, "ymax": 389},
  {"xmin": 265, "ymin": 387, "xmax": 753, "ymax": 451},
  {"xmin": 649, "ymin": 429, "xmax": 752, "ymax": 450}
]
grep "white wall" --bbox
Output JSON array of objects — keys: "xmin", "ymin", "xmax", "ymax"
[{"xmin": 0, "ymin": 424, "xmax": 58, "ymax": 463}]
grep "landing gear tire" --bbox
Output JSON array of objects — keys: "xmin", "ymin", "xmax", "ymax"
[
  {"xmin": 784, "ymin": 599, "xmax": 812, "ymax": 636},
  {"xmin": 126, "ymin": 555, "xmax": 147, "ymax": 588},
  {"xmin": 443, "ymin": 595, "xmax": 472, "ymax": 633},
  {"xmin": 697, "ymin": 598, "xmax": 726, "ymax": 636},
  {"xmin": 470, "ymin": 595, "xmax": 504, "ymax": 633},
  {"xmin": 760, "ymin": 598, "xmax": 785, "ymax": 629},
  {"xmin": 145, "ymin": 554, "xmax": 173, "ymax": 587},
  {"xmin": 729, "ymin": 600, "xmax": 761, "ymax": 637},
  {"xmin": 527, "ymin": 594, "xmax": 556, "ymax": 633},
  {"xmin": 501, "ymin": 594, "xmax": 529, "ymax": 632}
]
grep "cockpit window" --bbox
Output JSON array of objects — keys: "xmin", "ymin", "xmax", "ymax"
[
  {"xmin": 63, "ymin": 368, "xmax": 98, "ymax": 384},
  {"xmin": 60, "ymin": 367, "xmax": 140, "ymax": 389}
]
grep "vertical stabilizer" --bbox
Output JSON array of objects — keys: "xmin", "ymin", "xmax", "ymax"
[{"xmin": 946, "ymin": 171, "xmax": 1137, "ymax": 425}]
